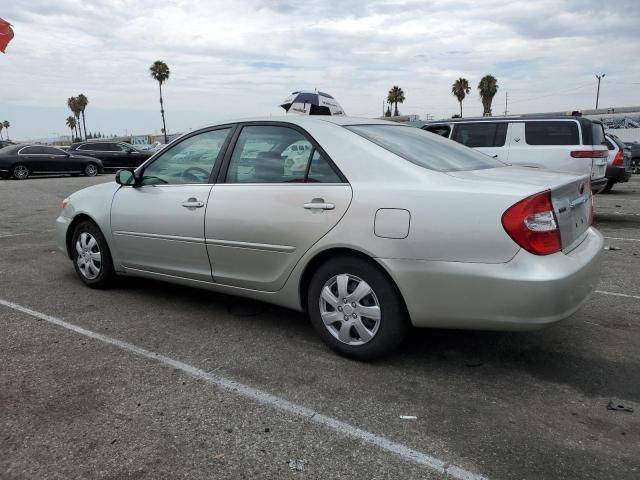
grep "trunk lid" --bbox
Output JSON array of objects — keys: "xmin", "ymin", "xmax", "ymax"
[{"xmin": 447, "ymin": 166, "xmax": 591, "ymax": 251}]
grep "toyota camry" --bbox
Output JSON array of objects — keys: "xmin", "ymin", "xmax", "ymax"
[{"xmin": 56, "ymin": 116, "xmax": 604, "ymax": 359}]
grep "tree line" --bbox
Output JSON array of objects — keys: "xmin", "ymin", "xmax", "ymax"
[
  {"xmin": 385, "ymin": 74, "xmax": 499, "ymax": 119},
  {"xmin": 63, "ymin": 60, "xmax": 171, "ymax": 144}
]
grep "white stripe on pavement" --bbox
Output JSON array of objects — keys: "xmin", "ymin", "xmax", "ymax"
[
  {"xmin": 596, "ymin": 290, "xmax": 640, "ymax": 300},
  {"xmin": 604, "ymin": 236, "xmax": 640, "ymax": 242},
  {"xmin": 0, "ymin": 298, "xmax": 487, "ymax": 480}
]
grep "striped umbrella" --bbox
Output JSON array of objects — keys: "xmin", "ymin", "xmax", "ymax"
[{"xmin": 280, "ymin": 91, "xmax": 345, "ymax": 115}]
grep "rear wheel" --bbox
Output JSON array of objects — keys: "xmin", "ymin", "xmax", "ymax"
[
  {"xmin": 71, "ymin": 221, "xmax": 115, "ymax": 288},
  {"xmin": 84, "ymin": 163, "xmax": 99, "ymax": 177},
  {"xmin": 11, "ymin": 164, "xmax": 29, "ymax": 180},
  {"xmin": 307, "ymin": 256, "xmax": 409, "ymax": 360}
]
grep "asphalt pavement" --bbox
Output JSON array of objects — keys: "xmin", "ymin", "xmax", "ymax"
[{"xmin": 1, "ymin": 174, "xmax": 639, "ymax": 479}]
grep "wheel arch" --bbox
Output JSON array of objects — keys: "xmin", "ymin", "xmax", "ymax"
[
  {"xmin": 298, "ymin": 247, "xmax": 410, "ymax": 317},
  {"xmin": 65, "ymin": 213, "xmax": 100, "ymax": 258}
]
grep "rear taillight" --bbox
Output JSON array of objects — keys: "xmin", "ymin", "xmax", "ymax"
[
  {"xmin": 570, "ymin": 150, "xmax": 608, "ymax": 158},
  {"xmin": 502, "ymin": 190, "xmax": 561, "ymax": 256},
  {"xmin": 612, "ymin": 150, "xmax": 624, "ymax": 166}
]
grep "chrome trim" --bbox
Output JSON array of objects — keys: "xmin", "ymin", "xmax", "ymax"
[
  {"xmin": 113, "ymin": 231, "xmax": 203, "ymax": 244},
  {"xmin": 205, "ymin": 238, "xmax": 296, "ymax": 253}
]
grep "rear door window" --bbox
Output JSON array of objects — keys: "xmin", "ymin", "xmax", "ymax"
[
  {"xmin": 451, "ymin": 123, "xmax": 507, "ymax": 147},
  {"xmin": 20, "ymin": 146, "xmax": 46, "ymax": 155},
  {"xmin": 525, "ymin": 121, "xmax": 579, "ymax": 145},
  {"xmin": 78, "ymin": 143, "xmax": 103, "ymax": 151}
]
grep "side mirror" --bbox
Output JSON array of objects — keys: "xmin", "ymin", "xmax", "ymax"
[{"xmin": 115, "ymin": 169, "xmax": 137, "ymax": 186}]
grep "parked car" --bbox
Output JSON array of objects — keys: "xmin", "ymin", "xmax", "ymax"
[
  {"xmin": 67, "ymin": 141, "xmax": 153, "ymax": 171},
  {"xmin": 602, "ymin": 134, "xmax": 632, "ymax": 191},
  {"xmin": 0, "ymin": 144, "xmax": 103, "ymax": 180},
  {"xmin": 0, "ymin": 139, "xmax": 15, "ymax": 149},
  {"xmin": 421, "ymin": 116, "xmax": 609, "ymax": 193},
  {"xmin": 625, "ymin": 141, "xmax": 640, "ymax": 174},
  {"xmin": 57, "ymin": 117, "xmax": 603, "ymax": 359}
]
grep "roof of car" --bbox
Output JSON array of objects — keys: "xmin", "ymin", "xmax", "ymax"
[
  {"xmin": 423, "ymin": 114, "xmax": 598, "ymax": 124},
  {"xmin": 195, "ymin": 115, "xmax": 402, "ymax": 130}
]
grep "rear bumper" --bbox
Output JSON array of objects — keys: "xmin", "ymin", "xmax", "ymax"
[
  {"xmin": 605, "ymin": 166, "xmax": 631, "ymax": 184},
  {"xmin": 591, "ymin": 176, "xmax": 608, "ymax": 194},
  {"xmin": 378, "ymin": 227, "xmax": 604, "ymax": 331}
]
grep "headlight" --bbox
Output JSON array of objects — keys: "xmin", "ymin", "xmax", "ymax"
[{"xmin": 62, "ymin": 197, "xmax": 70, "ymax": 209}]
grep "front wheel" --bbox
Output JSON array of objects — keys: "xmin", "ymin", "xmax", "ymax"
[
  {"xmin": 307, "ymin": 256, "xmax": 409, "ymax": 360},
  {"xmin": 71, "ymin": 221, "xmax": 115, "ymax": 288},
  {"xmin": 84, "ymin": 163, "xmax": 99, "ymax": 177}
]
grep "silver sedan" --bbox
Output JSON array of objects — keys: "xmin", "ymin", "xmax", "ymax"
[{"xmin": 56, "ymin": 116, "xmax": 604, "ymax": 359}]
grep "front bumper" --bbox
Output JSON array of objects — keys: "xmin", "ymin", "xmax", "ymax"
[
  {"xmin": 378, "ymin": 227, "xmax": 604, "ymax": 331},
  {"xmin": 591, "ymin": 176, "xmax": 608, "ymax": 194},
  {"xmin": 55, "ymin": 214, "xmax": 72, "ymax": 258},
  {"xmin": 605, "ymin": 165, "xmax": 631, "ymax": 184}
]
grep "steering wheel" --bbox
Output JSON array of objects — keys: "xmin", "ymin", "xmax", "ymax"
[{"xmin": 182, "ymin": 166, "xmax": 210, "ymax": 183}]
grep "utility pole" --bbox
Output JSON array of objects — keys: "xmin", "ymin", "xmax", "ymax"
[
  {"xmin": 503, "ymin": 92, "xmax": 509, "ymax": 116},
  {"xmin": 382, "ymin": 99, "xmax": 385, "ymax": 117},
  {"xmin": 595, "ymin": 73, "xmax": 606, "ymax": 110},
  {"xmin": 424, "ymin": 113, "xmax": 434, "ymax": 121}
]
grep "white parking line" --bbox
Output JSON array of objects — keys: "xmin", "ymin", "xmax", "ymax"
[
  {"xmin": 596, "ymin": 290, "xmax": 640, "ymax": 300},
  {"xmin": 604, "ymin": 236, "xmax": 640, "ymax": 242},
  {"xmin": 0, "ymin": 298, "xmax": 487, "ymax": 480}
]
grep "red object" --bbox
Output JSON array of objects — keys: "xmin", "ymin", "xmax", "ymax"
[
  {"xmin": 570, "ymin": 150, "xmax": 608, "ymax": 158},
  {"xmin": 502, "ymin": 190, "xmax": 562, "ymax": 256},
  {"xmin": 612, "ymin": 150, "xmax": 624, "ymax": 166},
  {"xmin": 0, "ymin": 18, "xmax": 15, "ymax": 53}
]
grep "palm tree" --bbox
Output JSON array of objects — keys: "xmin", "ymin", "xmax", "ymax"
[
  {"xmin": 451, "ymin": 78, "xmax": 471, "ymax": 117},
  {"xmin": 387, "ymin": 86, "xmax": 405, "ymax": 116},
  {"xmin": 77, "ymin": 94, "xmax": 89, "ymax": 140},
  {"xmin": 2, "ymin": 120, "xmax": 9, "ymax": 139},
  {"xmin": 67, "ymin": 96, "xmax": 83, "ymax": 140},
  {"xmin": 149, "ymin": 60, "xmax": 170, "ymax": 143},
  {"xmin": 478, "ymin": 75, "xmax": 499, "ymax": 116},
  {"xmin": 66, "ymin": 116, "xmax": 77, "ymax": 141}
]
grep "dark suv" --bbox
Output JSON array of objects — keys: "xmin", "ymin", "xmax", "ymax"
[
  {"xmin": 625, "ymin": 142, "xmax": 640, "ymax": 174},
  {"xmin": 68, "ymin": 141, "xmax": 153, "ymax": 171}
]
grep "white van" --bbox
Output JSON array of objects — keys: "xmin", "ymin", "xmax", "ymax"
[{"xmin": 422, "ymin": 116, "xmax": 609, "ymax": 193}]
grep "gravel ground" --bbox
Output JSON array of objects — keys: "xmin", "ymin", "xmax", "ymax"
[{"xmin": 1, "ymin": 173, "xmax": 639, "ymax": 480}]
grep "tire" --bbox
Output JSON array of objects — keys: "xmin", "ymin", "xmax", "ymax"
[
  {"xmin": 84, "ymin": 163, "xmax": 99, "ymax": 177},
  {"xmin": 307, "ymin": 255, "xmax": 409, "ymax": 360},
  {"xmin": 11, "ymin": 163, "xmax": 29, "ymax": 180},
  {"xmin": 71, "ymin": 221, "xmax": 115, "ymax": 289}
]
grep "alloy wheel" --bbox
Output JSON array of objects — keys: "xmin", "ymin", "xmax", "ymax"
[
  {"xmin": 75, "ymin": 232, "xmax": 102, "ymax": 280},
  {"xmin": 85, "ymin": 164, "xmax": 98, "ymax": 176},
  {"xmin": 13, "ymin": 165, "xmax": 28, "ymax": 179},
  {"xmin": 319, "ymin": 274, "xmax": 381, "ymax": 345}
]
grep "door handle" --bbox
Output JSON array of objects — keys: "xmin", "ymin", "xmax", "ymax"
[
  {"xmin": 182, "ymin": 198, "xmax": 205, "ymax": 208},
  {"xmin": 304, "ymin": 202, "xmax": 335, "ymax": 210}
]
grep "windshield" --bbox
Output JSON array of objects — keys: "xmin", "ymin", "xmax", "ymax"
[{"xmin": 345, "ymin": 124, "xmax": 506, "ymax": 172}]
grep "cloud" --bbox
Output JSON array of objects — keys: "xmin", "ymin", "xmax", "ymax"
[{"xmin": 1, "ymin": 0, "xmax": 639, "ymax": 139}]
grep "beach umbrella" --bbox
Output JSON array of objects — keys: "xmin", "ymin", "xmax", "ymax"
[
  {"xmin": 280, "ymin": 91, "xmax": 345, "ymax": 115},
  {"xmin": 0, "ymin": 18, "xmax": 15, "ymax": 53}
]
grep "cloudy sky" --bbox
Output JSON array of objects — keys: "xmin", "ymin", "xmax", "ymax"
[{"xmin": 2, "ymin": 0, "xmax": 640, "ymax": 140}]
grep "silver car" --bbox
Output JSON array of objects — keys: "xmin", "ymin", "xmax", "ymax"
[{"xmin": 57, "ymin": 117, "xmax": 604, "ymax": 359}]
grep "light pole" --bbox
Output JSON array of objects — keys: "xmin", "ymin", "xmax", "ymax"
[{"xmin": 595, "ymin": 73, "xmax": 605, "ymax": 110}]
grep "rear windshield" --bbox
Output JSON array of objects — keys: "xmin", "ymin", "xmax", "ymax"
[
  {"xmin": 592, "ymin": 123, "xmax": 605, "ymax": 146},
  {"xmin": 345, "ymin": 125, "xmax": 505, "ymax": 172}
]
